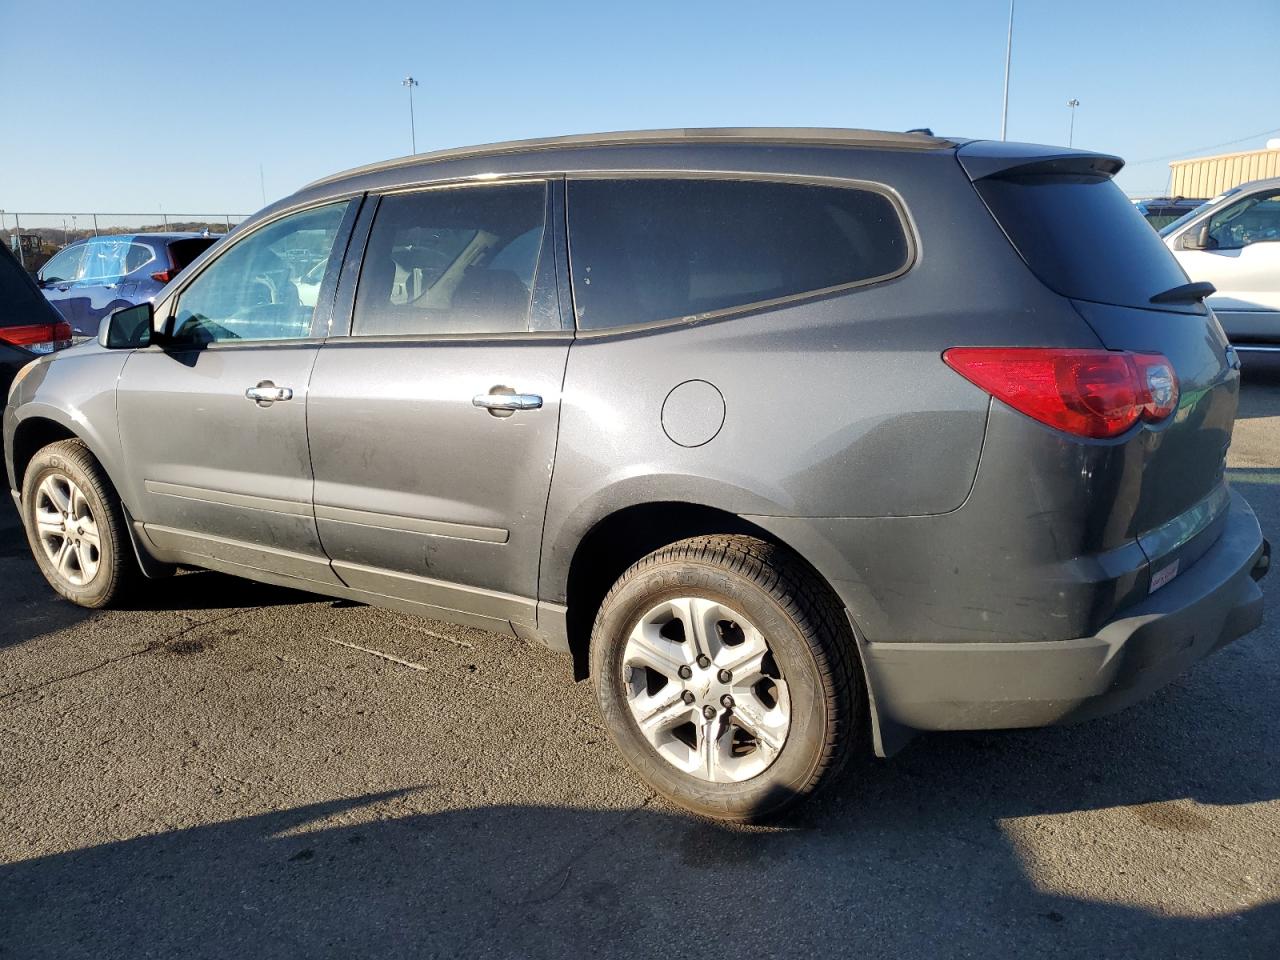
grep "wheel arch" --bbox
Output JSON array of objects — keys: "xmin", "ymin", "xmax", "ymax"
[
  {"xmin": 559, "ymin": 500, "xmax": 842, "ymax": 682},
  {"xmin": 9, "ymin": 412, "xmax": 171, "ymax": 579},
  {"xmin": 9, "ymin": 415, "xmax": 84, "ymax": 495}
]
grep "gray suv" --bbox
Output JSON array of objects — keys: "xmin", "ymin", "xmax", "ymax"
[{"xmin": 4, "ymin": 129, "xmax": 1270, "ymax": 820}]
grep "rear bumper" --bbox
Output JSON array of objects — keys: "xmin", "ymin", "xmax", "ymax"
[{"xmin": 860, "ymin": 489, "xmax": 1268, "ymax": 755}]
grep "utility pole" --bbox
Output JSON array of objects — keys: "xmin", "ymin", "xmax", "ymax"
[
  {"xmin": 1067, "ymin": 98, "xmax": 1080, "ymax": 147},
  {"xmin": 402, "ymin": 75, "xmax": 419, "ymax": 154},
  {"xmin": 1000, "ymin": 0, "xmax": 1015, "ymax": 140}
]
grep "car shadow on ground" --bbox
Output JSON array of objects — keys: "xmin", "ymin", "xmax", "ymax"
[
  {"xmin": 110, "ymin": 567, "xmax": 322, "ymax": 612},
  {"xmin": 1239, "ymin": 352, "xmax": 1280, "ymax": 405},
  {"xmin": 1, "ymin": 784, "xmax": 1276, "ymax": 959}
]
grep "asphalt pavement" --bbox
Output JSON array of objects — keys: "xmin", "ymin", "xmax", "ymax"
[{"xmin": 2, "ymin": 360, "xmax": 1278, "ymax": 959}]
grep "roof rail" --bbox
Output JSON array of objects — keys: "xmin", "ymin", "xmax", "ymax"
[{"xmin": 304, "ymin": 127, "xmax": 957, "ymax": 191}]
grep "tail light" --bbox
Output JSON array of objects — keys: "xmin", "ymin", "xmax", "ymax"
[
  {"xmin": 151, "ymin": 245, "xmax": 181, "ymax": 285},
  {"xmin": 943, "ymin": 347, "xmax": 1180, "ymax": 439},
  {"xmin": 0, "ymin": 320, "xmax": 74, "ymax": 354}
]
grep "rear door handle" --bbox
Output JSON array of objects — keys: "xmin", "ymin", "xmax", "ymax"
[
  {"xmin": 472, "ymin": 389, "xmax": 543, "ymax": 417},
  {"xmin": 246, "ymin": 381, "xmax": 294, "ymax": 405}
]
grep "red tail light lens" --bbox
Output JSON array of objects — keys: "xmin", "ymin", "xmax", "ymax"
[
  {"xmin": 0, "ymin": 321, "xmax": 74, "ymax": 353},
  {"xmin": 150, "ymin": 268, "xmax": 175, "ymax": 284},
  {"xmin": 943, "ymin": 347, "xmax": 1180, "ymax": 439}
]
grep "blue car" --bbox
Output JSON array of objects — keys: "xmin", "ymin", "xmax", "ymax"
[{"xmin": 36, "ymin": 233, "xmax": 219, "ymax": 337}]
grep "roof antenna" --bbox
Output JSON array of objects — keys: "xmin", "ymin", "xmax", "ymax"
[{"xmin": 905, "ymin": 127, "xmax": 934, "ymax": 136}]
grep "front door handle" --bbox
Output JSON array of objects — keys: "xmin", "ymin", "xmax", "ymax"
[
  {"xmin": 472, "ymin": 388, "xmax": 543, "ymax": 418},
  {"xmin": 246, "ymin": 381, "xmax": 294, "ymax": 406}
]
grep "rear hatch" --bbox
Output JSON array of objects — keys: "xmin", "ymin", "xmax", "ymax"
[
  {"xmin": 0, "ymin": 242, "xmax": 73, "ymax": 358},
  {"xmin": 959, "ymin": 142, "xmax": 1239, "ymax": 576}
]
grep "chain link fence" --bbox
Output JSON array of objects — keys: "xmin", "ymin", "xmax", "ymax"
[{"xmin": 1, "ymin": 211, "xmax": 250, "ymax": 271}]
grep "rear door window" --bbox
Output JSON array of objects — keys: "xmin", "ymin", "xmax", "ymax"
[
  {"xmin": 566, "ymin": 178, "xmax": 910, "ymax": 331},
  {"xmin": 352, "ymin": 181, "xmax": 551, "ymax": 337},
  {"xmin": 79, "ymin": 237, "xmax": 137, "ymax": 282},
  {"xmin": 976, "ymin": 174, "xmax": 1191, "ymax": 309}
]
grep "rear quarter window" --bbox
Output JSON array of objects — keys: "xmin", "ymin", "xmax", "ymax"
[
  {"xmin": 567, "ymin": 178, "xmax": 910, "ymax": 331},
  {"xmin": 976, "ymin": 174, "xmax": 1190, "ymax": 310},
  {"xmin": 124, "ymin": 242, "xmax": 155, "ymax": 273}
]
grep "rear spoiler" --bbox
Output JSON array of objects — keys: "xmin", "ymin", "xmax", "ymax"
[{"xmin": 957, "ymin": 140, "xmax": 1124, "ymax": 181}]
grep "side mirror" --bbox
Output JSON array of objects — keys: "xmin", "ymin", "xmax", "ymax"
[
  {"xmin": 98, "ymin": 302, "xmax": 153, "ymax": 349},
  {"xmin": 1182, "ymin": 224, "xmax": 1218, "ymax": 251}
]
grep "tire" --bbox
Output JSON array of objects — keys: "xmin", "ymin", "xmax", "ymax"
[
  {"xmin": 20, "ymin": 439, "xmax": 139, "ymax": 608},
  {"xmin": 590, "ymin": 534, "xmax": 862, "ymax": 821}
]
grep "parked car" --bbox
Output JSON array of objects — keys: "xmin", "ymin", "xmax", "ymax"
[
  {"xmin": 1132, "ymin": 196, "xmax": 1204, "ymax": 229},
  {"xmin": 4, "ymin": 129, "xmax": 1269, "ymax": 820},
  {"xmin": 36, "ymin": 233, "xmax": 219, "ymax": 337},
  {"xmin": 1161, "ymin": 177, "xmax": 1280, "ymax": 349},
  {"xmin": 1, "ymin": 241, "xmax": 73, "ymax": 468}
]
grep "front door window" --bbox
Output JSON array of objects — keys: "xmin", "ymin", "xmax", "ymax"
[{"xmin": 171, "ymin": 202, "xmax": 349, "ymax": 344}]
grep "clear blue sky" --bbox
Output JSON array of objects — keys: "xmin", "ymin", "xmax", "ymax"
[{"xmin": 2, "ymin": 0, "xmax": 1277, "ymax": 214}]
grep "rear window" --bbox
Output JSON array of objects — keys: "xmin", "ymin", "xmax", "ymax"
[
  {"xmin": 0, "ymin": 244, "xmax": 58, "ymax": 329},
  {"xmin": 169, "ymin": 237, "xmax": 218, "ymax": 271},
  {"xmin": 976, "ymin": 174, "xmax": 1190, "ymax": 310},
  {"xmin": 567, "ymin": 178, "xmax": 910, "ymax": 331}
]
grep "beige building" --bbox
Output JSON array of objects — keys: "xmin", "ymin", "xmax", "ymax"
[{"xmin": 1168, "ymin": 144, "xmax": 1280, "ymax": 198}]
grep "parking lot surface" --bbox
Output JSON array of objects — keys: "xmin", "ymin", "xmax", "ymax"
[{"xmin": 2, "ymin": 363, "xmax": 1279, "ymax": 959}]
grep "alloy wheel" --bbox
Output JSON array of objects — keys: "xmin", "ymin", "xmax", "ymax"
[
  {"xmin": 622, "ymin": 597, "xmax": 791, "ymax": 783},
  {"xmin": 33, "ymin": 473, "xmax": 101, "ymax": 587}
]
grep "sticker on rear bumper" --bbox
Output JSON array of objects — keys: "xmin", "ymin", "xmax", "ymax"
[{"xmin": 1150, "ymin": 559, "xmax": 1180, "ymax": 594}]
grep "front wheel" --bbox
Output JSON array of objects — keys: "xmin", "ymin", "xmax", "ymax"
[
  {"xmin": 21, "ymin": 439, "xmax": 138, "ymax": 608},
  {"xmin": 590, "ymin": 535, "xmax": 863, "ymax": 821}
]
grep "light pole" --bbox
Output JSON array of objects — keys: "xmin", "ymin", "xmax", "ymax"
[
  {"xmin": 1000, "ymin": 0, "xmax": 1015, "ymax": 140},
  {"xmin": 1067, "ymin": 98, "xmax": 1080, "ymax": 147},
  {"xmin": 402, "ymin": 75, "xmax": 419, "ymax": 154}
]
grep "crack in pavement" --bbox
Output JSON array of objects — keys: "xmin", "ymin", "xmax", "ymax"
[
  {"xmin": 507, "ymin": 794, "xmax": 658, "ymax": 908},
  {"xmin": 0, "ymin": 608, "xmax": 249, "ymax": 709}
]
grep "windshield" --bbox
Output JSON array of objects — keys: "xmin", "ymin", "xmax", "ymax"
[{"xmin": 1159, "ymin": 187, "xmax": 1241, "ymax": 238}]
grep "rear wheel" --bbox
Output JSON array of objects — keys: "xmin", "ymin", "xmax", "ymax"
[
  {"xmin": 591, "ymin": 534, "xmax": 862, "ymax": 821},
  {"xmin": 21, "ymin": 439, "xmax": 138, "ymax": 608}
]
